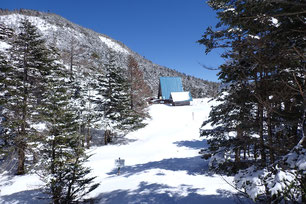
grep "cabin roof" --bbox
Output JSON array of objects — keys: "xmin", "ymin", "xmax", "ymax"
[
  {"xmin": 170, "ymin": 92, "xmax": 193, "ymax": 102},
  {"xmin": 158, "ymin": 77, "xmax": 183, "ymax": 100}
]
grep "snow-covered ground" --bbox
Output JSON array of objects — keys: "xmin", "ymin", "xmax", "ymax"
[
  {"xmin": 0, "ymin": 98, "xmax": 243, "ymax": 204},
  {"xmin": 99, "ymin": 35, "xmax": 129, "ymax": 54}
]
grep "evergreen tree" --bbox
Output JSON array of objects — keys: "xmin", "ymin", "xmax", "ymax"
[
  {"xmin": 2, "ymin": 19, "xmax": 54, "ymax": 174},
  {"xmin": 0, "ymin": 24, "xmax": 14, "ymax": 158},
  {"xmin": 94, "ymin": 51, "xmax": 133, "ymax": 144},
  {"xmin": 62, "ymin": 38, "xmax": 100, "ymax": 148},
  {"xmin": 198, "ymin": 0, "xmax": 305, "ymax": 202},
  {"xmin": 76, "ymin": 66, "xmax": 100, "ymax": 149},
  {"xmin": 34, "ymin": 45, "xmax": 99, "ymax": 204}
]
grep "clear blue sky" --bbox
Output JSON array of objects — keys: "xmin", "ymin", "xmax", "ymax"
[{"xmin": 1, "ymin": 0, "xmax": 224, "ymax": 81}]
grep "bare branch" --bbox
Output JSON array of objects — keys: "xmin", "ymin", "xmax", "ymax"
[{"xmin": 198, "ymin": 62, "xmax": 220, "ymax": 71}]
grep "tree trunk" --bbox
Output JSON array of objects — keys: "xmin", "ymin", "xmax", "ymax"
[
  {"xmin": 86, "ymin": 126, "xmax": 91, "ymax": 149},
  {"xmin": 235, "ymin": 127, "xmax": 243, "ymax": 163},
  {"xmin": 16, "ymin": 141, "xmax": 26, "ymax": 175},
  {"xmin": 267, "ymin": 111, "xmax": 274, "ymax": 164},
  {"xmin": 104, "ymin": 130, "xmax": 111, "ymax": 145},
  {"xmin": 17, "ymin": 63, "xmax": 28, "ymax": 175},
  {"xmin": 259, "ymin": 104, "xmax": 266, "ymax": 166},
  {"xmin": 70, "ymin": 37, "xmax": 74, "ymax": 81}
]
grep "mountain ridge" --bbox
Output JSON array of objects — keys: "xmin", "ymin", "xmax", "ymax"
[{"xmin": 0, "ymin": 9, "xmax": 219, "ymax": 97}]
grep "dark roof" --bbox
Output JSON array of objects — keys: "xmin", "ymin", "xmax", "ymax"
[{"xmin": 158, "ymin": 77, "xmax": 183, "ymax": 100}]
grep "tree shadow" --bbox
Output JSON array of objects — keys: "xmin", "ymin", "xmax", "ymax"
[
  {"xmin": 0, "ymin": 189, "xmax": 49, "ymax": 204},
  {"xmin": 107, "ymin": 156, "xmax": 210, "ymax": 177},
  {"xmin": 174, "ymin": 138, "xmax": 208, "ymax": 150},
  {"xmin": 90, "ymin": 129, "xmax": 137, "ymax": 147},
  {"xmin": 94, "ymin": 182, "xmax": 250, "ymax": 204}
]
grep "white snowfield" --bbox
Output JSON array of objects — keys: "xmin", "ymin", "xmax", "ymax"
[
  {"xmin": 99, "ymin": 35, "xmax": 129, "ymax": 54},
  {"xmin": 0, "ymin": 98, "xmax": 240, "ymax": 204}
]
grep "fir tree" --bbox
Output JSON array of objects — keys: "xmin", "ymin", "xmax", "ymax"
[
  {"xmin": 0, "ymin": 24, "xmax": 14, "ymax": 158},
  {"xmin": 62, "ymin": 38, "xmax": 100, "ymax": 148},
  {"xmin": 76, "ymin": 66, "xmax": 100, "ymax": 149},
  {"xmin": 198, "ymin": 0, "xmax": 305, "ymax": 202},
  {"xmin": 94, "ymin": 51, "xmax": 134, "ymax": 144},
  {"xmin": 37, "ymin": 46, "xmax": 99, "ymax": 204},
  {"xmin": 2, "ymin": 19, "xmax": 54, "ymax": 174}
]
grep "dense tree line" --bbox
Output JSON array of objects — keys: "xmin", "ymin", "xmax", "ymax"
[
  {"xmin": 199, "ymin": 0, "xmax": 305, "ymax": 202},
  {"xmin": 0, "ymin": 18, "xmax": 149, "ymax": 203}
]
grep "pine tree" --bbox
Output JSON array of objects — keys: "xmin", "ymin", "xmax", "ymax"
[
  {"xmin": 41, "ymin": 79, "xmax": 99, "ymax": 204},
  {"xmin": 0, "ymin": 24, "xmax": 14, "ymax": 157},
  {"xmin": 93, "ymin": 51, "xmax": 132, "ymax": 144},
  {"xmin": 36, "ymin": 46, "xmax": 99, "ymax": 204},
  {"xmin": 198, "ymin": 0, "xmax": 305, "ymax": 201},
  {"xmin": 62, "ymin": 37, "xmax": 99, "ymax": 148},
  {"xmin": 76, "ymin": 66, "xmax": 100, "ymax": 149},
  {"xmin": 2, "ymin": 19, "xmax": 54, "ymax": 175}
]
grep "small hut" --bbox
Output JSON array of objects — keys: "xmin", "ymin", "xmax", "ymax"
[{"xmin": 158, "ymin": 77, "xmax": 192, "ymax": 105}]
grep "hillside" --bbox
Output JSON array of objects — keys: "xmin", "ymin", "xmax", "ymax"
[{"xmin": 0, "ymin": 9, "xmax": 219, "ymax": 98}]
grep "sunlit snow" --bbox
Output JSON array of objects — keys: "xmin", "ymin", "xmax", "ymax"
[
  {"xmin": 0, "ymin": 99, "xmax": 241, "ymax": 203},
  {"xmin": 0, "ymin": 14, "xmax": 58, "ymax": 33},
  {"xmin": 0, "ymin": 41, "xmax": 11, "ymax": 52},
  {"xmin": 99, "ymin": 35, "xmax": 129, "ymax": 54},
  {"xmin": 170, "ymin": 92, "xmax": 191, "ymax": 102}
]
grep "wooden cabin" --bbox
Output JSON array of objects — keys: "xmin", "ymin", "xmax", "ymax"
[{"xmin": 158, "ymin": 77, "xmax": 192, "ymax": 105}]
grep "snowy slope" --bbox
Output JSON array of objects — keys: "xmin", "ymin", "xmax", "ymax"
[
  {"xmin": 0, "ymin": 99, "xmax": 241, "ymax": 204},
  {"xmin": 99, "ymin": 36, "xmax": 129, "ymax": 54}
]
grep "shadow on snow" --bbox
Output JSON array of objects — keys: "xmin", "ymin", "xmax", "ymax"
[
  {"xmin": 95, "ymin": 182, "xmax": 250, "ymax": 204},
  {"xmin": 91, "ymin": 129, "xmax": 137, "ymax": 147},
  {"xmin": 174, "ymin": 138, "xmax": 208, "ymax": 150},
  {"xmin": 0, "ymin": 189, "xmax": 49, "ymax": 204},
  {"xmin": 107, "ymin": 156, "xmax": 211, "ymax": 177}
]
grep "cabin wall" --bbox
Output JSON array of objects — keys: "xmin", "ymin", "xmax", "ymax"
[{"xmin": 172, "ymin": 101, "xmax": 190, "ymax": 106}]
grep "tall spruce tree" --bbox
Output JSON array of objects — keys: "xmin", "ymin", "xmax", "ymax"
[
  {"xmin": 2, "ymin": 19, "xmax": 54, "ymax": 175},
  {"xmin": 94, "ymin": 52, "xmax": 131, "ymax": 138},
  {"xmin": 0, "ymin": 24, "xmax": 14, "ymax": 158},
  {"xmin": 38, "ymin": 56, "xmax": 99, "ymax": 203}
]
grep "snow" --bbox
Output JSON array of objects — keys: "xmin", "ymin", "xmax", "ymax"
[
  {"xmin": 270, "ymin": 17, "xmax": 280, "ymax": 27},
  {"xmin": 0, "ymin": 14, "xmax": 58, "ymax": 33},
  {"xmin": 170, "ymin": 92, "xmax": 191, "ymax": 102},
  {"xmin": 248, "ymin": 35, "xmax": 260, "ymax": 39},
  {"xmin": 99, "ymin": 35, "xmax": 129, "ymax": 54},
  {"xmin": 31, "ymin": 123, "xmax": 46, "ymax": 132},
  {"xmin": 0, "ymin": 98, "xmax": 241, "ymax": 203},
  {"xmin": 0, "ymin": 41, "xmax": 11, "ymax": 52},
  {"xmin": 235, "ymin": 166, "xmax": 267, "ymax": 200},
  {"xmin": 228, "ymin": 27, "xmax": 242, "ymax": 33}
]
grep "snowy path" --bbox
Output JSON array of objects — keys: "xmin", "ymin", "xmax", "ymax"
[
  {"xmin": 0, "ymin": 99, "xmax": 242, "ymax": 204},
  {"xmin": 88, "ymin": 99, "xmax": 240, "ymax": 203}
]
